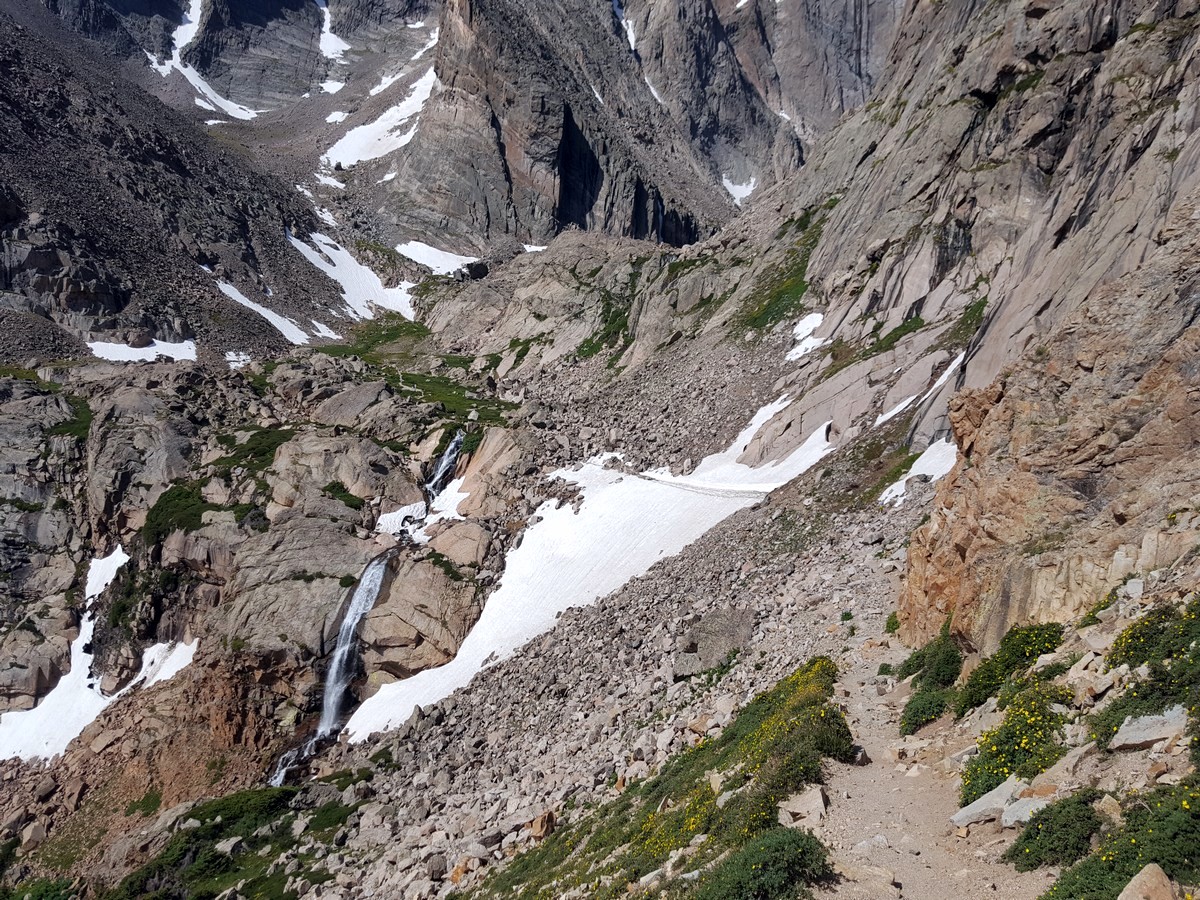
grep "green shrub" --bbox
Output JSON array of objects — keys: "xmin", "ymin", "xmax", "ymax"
[
  {"xmin": 46, "ymin": 395, "xmax": 92, "ymax": 442},
  {"xmin": 885, "ymin": 612, "xmax": 900, "ymax": 634},
  {"xmin": 213, "ymin": 428, "xmax": 293, "ymax": 473},
  {"xmin": 955, "ymin": 623, "xmax": 1065, "ymax": 717},
  {"xmin": 1108, "ymin": 595, "xmax": 1200, "ymax": 669},
  {"xmin": 125, "ymin": 788, "xmax": 162, "ymax": 817},
  {"xmin": 322, "ymin": 481, "xmax": 365, "ymax": 511},
  {"xmin": 695, "ymin": 828, "xmax": 832, "ymax": 900},
  {"xmin": 1043, "ymin": 782, "xmax": 1200, "ymax": 899},
  {"xmin": 961, "ymin": 682, "xmax": 1068, "ymax": 806},
  {"xmin": 143, "ymin": 482, "xmax": 219, "ymax": 544},
  {"xmin": 878, "ymin": 662, "xmax": 894, "ymax": 677},
  {"xmin": 900, "ymin": 688, "xmax": 953, "ymax": 736},
  {"xmin": 898, "ymin": 620, "xmax": 963, "ymax": 736},
  {"xmin": 1004, "ymin": 789, "xmax": 1102, "ymax": 871},
  {"xmin": 308, "ymin": 801, "xmax": 357, "ymax": 832}
]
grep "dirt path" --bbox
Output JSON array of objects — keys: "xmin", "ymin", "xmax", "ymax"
[{"xmin": 814, "ymin": 640, "xmax": 1054, "ymax": 900}]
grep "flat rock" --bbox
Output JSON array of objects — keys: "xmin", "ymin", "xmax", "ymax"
[
  {"xmin": 1110, "ymin": 706, "xmax": 1187, "ymax": 751},
  {"xmin": 950, "ymin": 775, "xmax": 1026, "ymax": 827},
  {"xmin": 1001, "ymin": 797, "xmax": 1049, "ymax": 829}
]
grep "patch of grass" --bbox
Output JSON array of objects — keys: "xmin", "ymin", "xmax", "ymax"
[
  {"xmin": 308, "ymin": 801, "xmax": 358, "ymax": 833},
  {"xmin": 1080, "ymin": 585, "xmax": 1121, "ymax": 627},
  {"xmin": 0, "ymin": 879, "xmax": 75, "ymax": 900},
  {"xmin": 105, "ymin": 787, "xmax": 299, "ymax": 900},
  {"xmin": 322, "ymin": 480, "xmax": 364, "ymax": 511},
  {"xmin": 125, "ymin": 788, "xmax": 163, "ymax": 818},
  {"xmin": 1043, "ymin": 782, "xmax": 1200, "ymax": 899},
  {"xmin": 961, "ymin": 682, "xmax": 1069, "ymax": 806},
  {"xmin": 940, "ymin": 297, "xmax": 988, "ymax": 348},
  {"xmin": 955, "ymin": 623, "xmax": 1065, "ymax": 717},
  {"xmin": 143, "ymin": 482, "xmax": 220, "ymax": 544},
  {"xmin": 426, "ymin": 549, "xmax": 466, "ymax": 582},
  {"xmin": 318, "ymin": 314, "xmax": 431, "ymax": 365},
  {"xmin": 213, "ymin": 428, "xmax": 294, "ymax": 474},
  {"xmin": 318, "ymin": 768, "xmax": 374, "ymax": 792},
  {"xmin": 1005, "ymin": 789, "xmax": 1103, "ymax": 871},
  {"xmin": 885, "ymin": 612, "xmax": 900, "ymax": 634},
  {"xmin": 577, "ymin": 292, "xmax": 632, "ymax": 359},
  {"xmin": 878, "ymin": 662, "xmax": 895, "ymax": 677},
  {"xmin": 400, "ymin": 371, "xmax": 512, "ymax": 425},
  {"xmin": 46, "ymin": 395, "xmax": 92, "ymax": 442},
  {"xmin": 740, "ymin": 207, "xmax": 825, "ymax": 329}
]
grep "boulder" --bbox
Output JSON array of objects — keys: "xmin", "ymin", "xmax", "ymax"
[
  {"xmin": 950, "ymin": 776, "xmax": 1026, "ymax": 827},
  {"xmin": 778, "ymin": 786, "xmax": 828, "ymax": 827},
  {"xmin": 672, "ymin": 606, "xmax": 754, "ymax": 678},
  {"xmin": 1001, "ymin": 797, "xmax": 1049, "ymax": 829},
  {"xmin": 1117, "ymin": 863, "xmax": 1181, "ymax": 900},
  {"xmin": 1110, "ymin": 706, "xmax": 1187, "ymax": 751}
]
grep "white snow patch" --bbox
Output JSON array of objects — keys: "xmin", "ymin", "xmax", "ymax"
[
  {"xmin": 145, "ymin": 0, "xmax": 263, "ymax": 120},
  {"xmin": 144, "ymin": 50, "xmax": 172, "ymax": 77},
  {"xmin": 377, "ymin": 172, "xmax": 398, "ymax": 183},
  {"xmin": 395, "ymin": 240, "xmax": 477, "ymax": 275},
  {"xmin": 205, "ymin": 119, "xmax": 227, "ymax": 126},
  {"xmin": 138, "ymin": 639, "xmax": 198, "ymax": 689},
  {"xmin": 0, "ymin": 547, "xmax": 130, "ymax": 762},
  {"xmin": 288, "ymin": 231, "xmax": 416, "ymax": 319},
  {"xmin": 375, "ymin": 500, "xmax": 428, "ymax": 535},
  {"xmin": 523, "ymin": 244, "xmax": 547, "ymax": 253},
  {"xmin": 785, "ymin": 313, "xmax": 829, "ymax": 362},
  {"xmin": 736, "ymin": 0, "xmax": 750, "ymax": 7},
  {"xmin": 315, "ymin": 173, "xmax": 345, "ymax": 189},
  {"xmin": 407, "ymin": 477, "xmax": 470, "ymax": 544},
  {"xmin": 347, "ymin": 400, "xmax": 834, "ymax": 740},
  {"xmin": 88, "ymin": 339, "xmax": 197, "ymax": 363},
  {"xmin": 313, "ymin": 0, "xmax": 351, "ymax": 61},
  {"xmin": 591, "ymin": 85, "xmax": 604, "ymax": 105},
  {"xmin": 778, "ymin": 108, "xmax": 791, "ymax": 121},
  {"xmin": 320, "ymin": 80, "xmax": 345, "ymax": 95},
  {"xmin": 315, "ymin": 207, "xmax": 338, "ymax": 227},
  {"xmin": 645, "ymin": 76, "xmax": 665, "ymax": 104},
  {"xmin": 874, "ymin": 395, "xmax": 918, "ymax": 427},
  {"xmin": 921, "ymin": 351, "xmax": 965, "ymax": 402},
  {"xmin": 722, "ymin": 175, "xmax": 757, "ymax": 205},
  {"xmin": 295, "ymin": 184, "xmax": 315, "ymax": 199},
  {"xmin": 411, "ymin": 28, "xmax": 439, "ymax": 61},
  {"xmin": 323, "ymin": 69, "xmax": 436, "ymax": 168},
  {"xmin": 611, "ymin": 0, "xmax": 636, "ymax": 49},
  {"xmin": 879, "ymin": 438, "xmax": 959, "ymax": 506},
  {"xmin": 225, "ymin": 351, "xmax": 251, "ymax": 370},
  {"xmin": 217, "ymin": 281, "xmax": 309, "ymax": 344},
  {"xmin": 407, "ymin": 20, "xmax": 425, "ymax": 28},
  {"xmin": 310, "ymin": 320, "xmax": 342, "ymax": 339},
  {"xmin": 325, "ymin": 110, "xmax": 349, "ymax": 123},
  {"xmin": 194, "ymin": 97, "xmax": 216, "ymax": 111}
]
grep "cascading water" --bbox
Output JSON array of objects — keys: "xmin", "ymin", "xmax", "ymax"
[
  {"xmin": 268, "ymin": 553, "xmax": 391, "ymax": 785},
  {"xmin": 425, "ymin": 430, "xmax": 464, "ymax": 496}
]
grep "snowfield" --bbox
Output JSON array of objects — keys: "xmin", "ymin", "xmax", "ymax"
[
  {"xmin": 347, "ymin": 399, "xmax": 833, "ymax": 741},
  {"xmin": 146, "ymin": 0, "xmax": 261, "ymax": 120},
  {"xmin": 722, "ymin": 175, "xmax": 757, "ymax": 205},
  {"xmin": 0, "ymin": 548, "xmax": 197, "ymax": 762},
  {"xmin": 88, "ymin": 339, "xmax": 197, "ymax": 363},
  {"xmin": 287, "ymin": 231, "xmax": 416, "ymax": 319},
  {"xmin": 394, "ymin": 240, "xmax": 477, "ymax": 275},
  {"xmin": 216, "ymin": 281, "xmax": 310, "ymax": 345},
  {"xmin": 323, "ymin": 69, "xmax": 437, "ymax": 168},
  {"xmin": 879, "ymin": 437, "xmax": 959, "ymax": 506},
  {"xmin": 785, "ymin": 313, "xmax": 829, "ymax": 362}
]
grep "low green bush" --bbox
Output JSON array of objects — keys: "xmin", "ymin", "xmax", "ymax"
[
  {"xmin": 322, "ymin": 480, "xmax": 365, "ymax": 511},
  {"xmin": 143, "ymin": 482, "xmax": 219, "ymax": 544},
  {"xmin": 694, "ymin": 828, "xmax": 832, "ymax": 900},
  {"xmin": 885, "ymin": 612, "xmax": 900, "ymax": 634},
  {"xmin": 955, "ymin": 623, "xmax": 1065, "ymax": 717},
  {"xmin": 900, "ymin": 688, "xmax": 953, "ymax": 735},
  {"xmin": 961, "ymin": 682, "xmax": 1068, "ymax": 806},
  {"xmin": 1043, "ymin": 782, "xmax": 1200, "ymax": 899},
  {"xmin": 1004, "ymin": 789, "xmax": 1102, "ymax": 871},
  {"xmin": 898, "ymin": 620, "xmax": 963, "ymax": 736}
]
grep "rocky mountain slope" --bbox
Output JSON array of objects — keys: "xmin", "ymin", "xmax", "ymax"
[{"xmin": 1, "ymin": 0, "xmax": 1200, "ymax": 898}]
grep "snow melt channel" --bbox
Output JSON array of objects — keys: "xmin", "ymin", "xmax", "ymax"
[
  {"xmin": 0, "ymin": 547, "xmax": 196, "ymax": 762},
  {"xmin": 347, "ymin": 399, "xmax": 834, "ymax": 740}
]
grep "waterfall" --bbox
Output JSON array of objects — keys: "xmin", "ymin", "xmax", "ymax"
[
  {"xmin": 316, "ymin": 555, "xmax": 389, "ymax": 736},
  {"xmin": 425, "ymin": 431, "xmax": 464, "ymax": 496},
  {"xmin": 268, "ymin": 553, "xmax": 390, "ymax": 785}
]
